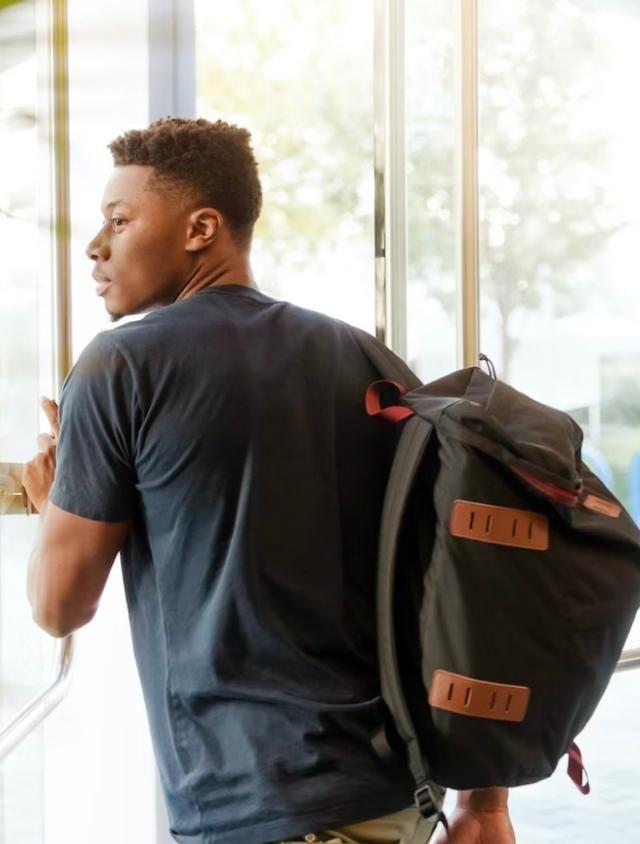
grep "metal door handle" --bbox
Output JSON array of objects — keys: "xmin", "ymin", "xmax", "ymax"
[
  {"xmin": 615, "ymin": 648, "xmax": 640, "ymax": 673},
  {"xmin": 0, "ymin": 463, "xmax": 36, "ymax": 516},
  {"xmin": 0, "ymin": 636, "xmax": 73, "ymax": 761}
]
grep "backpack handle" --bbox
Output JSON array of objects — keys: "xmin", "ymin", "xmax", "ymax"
[{"xmin": 365, "ymin": 380, "xmax": 415, "ymax": 422}]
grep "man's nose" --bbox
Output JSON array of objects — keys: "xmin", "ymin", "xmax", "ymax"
[{"xmin": 86, "ymin": 230, "xmax": 109, "ymax": 261}]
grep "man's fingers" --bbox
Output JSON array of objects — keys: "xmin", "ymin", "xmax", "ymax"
[
  {"xmin": 40, "ymin": 396, "xmax": 60, "ymax": 438},
  {"xmin": 37, "ymin": 432, "xmax": 57, "ymax": 452}
]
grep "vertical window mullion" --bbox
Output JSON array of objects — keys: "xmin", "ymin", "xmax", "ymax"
[
  {"xmin": 50, "ymin": 0, "xmax": 72, "ymax": 383},
  {"xmin": 374, "ymin": 0, "xmax": 407, "ymax": 358},
  {"xmin": 456, "ymin": 0, "xmax": 480, "ymax": 368},
  {"xmin": 373, "ymin": 0, "xmax": 387, "ymax": 344},
  {"xmin": 149, "ymin": 0, "xmax": 196, "ymax": 120}
]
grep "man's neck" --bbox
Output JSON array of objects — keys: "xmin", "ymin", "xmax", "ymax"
[{"xmin": 176, "ymin": 257, "xmax": 257, "ymax": 302}]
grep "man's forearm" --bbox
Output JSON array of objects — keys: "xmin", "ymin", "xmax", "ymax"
[
  {"xmin": 26, "ymin": 497, "xmax": 49, "ymax": 611},
  {"xmin": 456, "ymin": 787, "xmax": 509, "ymax": 810}
]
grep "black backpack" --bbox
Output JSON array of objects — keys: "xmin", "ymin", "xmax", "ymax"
[{"xmin": 355, "ymin": 329, "xmax": 640, "ymax": 829}]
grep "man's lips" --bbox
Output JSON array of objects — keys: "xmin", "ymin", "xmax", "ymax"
[{"xmin": 93, "ymin": 271, "xmax": 111, "ymax": 296}]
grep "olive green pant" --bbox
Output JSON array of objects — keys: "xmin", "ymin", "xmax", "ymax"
[{"xmin": 278, "ymin": 807, "xmax": 436, "ymax": 843}]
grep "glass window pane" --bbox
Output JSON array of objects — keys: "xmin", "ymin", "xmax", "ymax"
[
  {"xmin": 195, "ymin": 0, "xmax": 375, "ymax": 332},
  {"xmin": 406, "ymin": 0, "xmax": 458, "ymax": 379},
  {"xmin": 0, "ymin": 0, "xmax": 52, "ymax": 839},
  {"xmin": 478, "ymin": 0, "xmax": 640, "ymax": 836},
  {"xmin": 478, "ymin": 0, "xmax": 640, "ymax": 637},
  {"xmin": 0, "ymin": 727, "xmax": 44, "ymax": 842},
  {"xmin": 509, "ymin": 669, "xmax": 640, "ymax": 841}
]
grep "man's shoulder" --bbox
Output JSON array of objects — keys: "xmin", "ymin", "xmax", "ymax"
[
  {"xmin": 105, "ymin": 291, "xmax": 368, "ymax": 343},
  {"xmin": 91, "ymin": 293, "xmax": 389, "ymax": 379}
]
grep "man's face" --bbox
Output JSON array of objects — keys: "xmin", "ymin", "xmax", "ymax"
[{"xmin": 87, "ymin": 165, "xmax": 194, "ymax": 322}]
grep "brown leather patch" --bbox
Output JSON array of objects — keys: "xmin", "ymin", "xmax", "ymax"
[
  {"xmin": 582, "ymin": 494, "xmax": 622, "ymax": 519},
  {"xmin": 450, "ymin": 499, "xmax": 549, "ymax": 551},
  {"xmin": 429, "ymin": 670, "xmax": 530, "ymax": 722}
]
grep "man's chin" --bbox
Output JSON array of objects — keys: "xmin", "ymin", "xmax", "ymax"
[
  {"xmin": 106, "ymin": 299, "xmax": 156, "ymax": 323},
  {"xmin": 103, "ymin": 289, "xmax": 168, "ymax": 323}
]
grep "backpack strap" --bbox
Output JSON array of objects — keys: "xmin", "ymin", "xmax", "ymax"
[
  {"xmin": 378, "ymin": 415, "xmax": 447, "ymax": 824},
  {"xmin": 350, "ymin": 328, "xmax": 448, "ymax": 824},
  {"xmin": 348, "ymin": 326, "xmax": 422, "ymax": 390}
]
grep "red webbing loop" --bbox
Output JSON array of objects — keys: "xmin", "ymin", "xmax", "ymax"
[
  {"xmin": 567, "ymin": 742, "xmax": 590, "ymax": 795},
  {"xmin": 365, "ymin": 380, "xmax": 415, "ymax": 422},
  {"xmin": 510, "ymin": 466, "xmax": 583, "ymax": 508}
]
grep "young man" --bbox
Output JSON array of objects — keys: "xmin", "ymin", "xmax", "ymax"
[{"xmin": 23, "ymin": 117, "xmax": 515, "ymax": 844}]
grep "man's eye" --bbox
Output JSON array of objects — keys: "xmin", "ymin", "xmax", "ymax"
[{"xmin": 111, "ymin": 217, "xmax": 125, "ymax": 231}]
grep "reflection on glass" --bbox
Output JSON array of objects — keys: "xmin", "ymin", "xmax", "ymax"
[{"xmin": 195, "ymin": 0, "xmax": 374, "ymax": 332}]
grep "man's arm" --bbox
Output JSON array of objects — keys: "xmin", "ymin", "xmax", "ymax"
[
  {"xmin": 23, "ymin": 395, "xmax": 131, "ymax": 638},
  {"xmin": 27, "ymin": 499, "xmax": 130, "ymax": 638}
]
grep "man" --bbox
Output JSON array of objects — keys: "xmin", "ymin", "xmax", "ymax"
[{"xmin": 23, "ymin": 117, "xmax": 515, "ymax": 844}]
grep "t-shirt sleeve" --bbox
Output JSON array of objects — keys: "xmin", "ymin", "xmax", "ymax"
[{"xmin": 49, "ymin": 332, "xmax": 138, "ymax": 522}]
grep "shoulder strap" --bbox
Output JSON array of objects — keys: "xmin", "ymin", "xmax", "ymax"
[
  {"xmin": 348, "ymin": 326, "xmax": 422, "ymax": 390},
  {"xmin": 378, "ymin": 414, "xmax": 435, "ymax": 789},
  {"xmin": 351, "ymin": 325, "xmax": 447, "ymax": 821}
]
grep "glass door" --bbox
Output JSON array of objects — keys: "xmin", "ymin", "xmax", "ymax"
[
  {"xmin": 476, "ymin": 0, "xmax": 640, "ymax": 838},
  {"xmin": 0, "ymin": 0, "xmax": 61, "ymax": 839},
  {"xmin": 191, "ymin": 0, "xmax": 638, "ymax": 837},
  {"xmin": 194, "ymin": 0, "xmax": 376, "ymax": 333},
  {"xmin": 404, "ymin": 0, "xmax": 640, "ymax": 837}
]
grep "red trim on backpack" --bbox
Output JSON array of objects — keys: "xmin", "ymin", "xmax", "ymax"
[
  {"xmin": 365, "ymin": 380, "xmax": 415, "ymax": 422},
  {"xmin": 567, "ymin": 742, "xmax": 590, "ymax": 795},
  {"xmin": 510, "ymin": 466, "xmax": 583, "ymax": 508}
]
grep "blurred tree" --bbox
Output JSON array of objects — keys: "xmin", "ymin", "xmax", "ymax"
[
  {"xmin": 196, "ymin": 0, "xmax": 622, "ymax": 378},
  {"xmin": 197, "ymin": 0, "xmax": 372, "ymax": 276},
  {"xmin": 601, "ymin": 354, "xmax": 640, "ymax": 426},
  {"xmin": 407, "ymin": 0, "xmax": 623, "ymax": 379}
]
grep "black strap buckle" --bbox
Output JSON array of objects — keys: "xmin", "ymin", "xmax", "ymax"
[
  {"xmin": 414, "ymin": 783, "xmax": 438, "ymax": 818},
  {"xmin": 414, "ymin": 783, "xmax": 449, "ymax": 832}
]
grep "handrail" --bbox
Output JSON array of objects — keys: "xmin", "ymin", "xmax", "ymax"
[
  {"xmin": 614, "ymin": 647, "xmax": 640, "ymax": 673},
  {"xmin": 0, "ymin": 636, "xmax": 74, "ymax": 762},
  {"xmin": 0, "ymin": 464, "xmax": 36, "ymax": 516}
]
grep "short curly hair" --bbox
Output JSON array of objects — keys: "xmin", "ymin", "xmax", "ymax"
[{"xmin": 108, "ymin": 117, "xmax": 263, "ymax": 248}]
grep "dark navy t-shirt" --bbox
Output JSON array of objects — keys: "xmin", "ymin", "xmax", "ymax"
[{"xmin": 49, "ymin": 284, "xmax": 414, "ymax": 844}]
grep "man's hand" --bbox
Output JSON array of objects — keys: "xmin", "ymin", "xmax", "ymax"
[
  {"xmin": 431, "ymin": 788, "xmax": 516, "ymax": 844},
  {"xmin": 22, "ymin": 397, "xmax": 60, "ymax": 513}
]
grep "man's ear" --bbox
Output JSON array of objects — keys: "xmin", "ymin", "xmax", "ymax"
[{"xmin": 185, "ymin": 208, "xmax": 223, "ymax": 252}]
